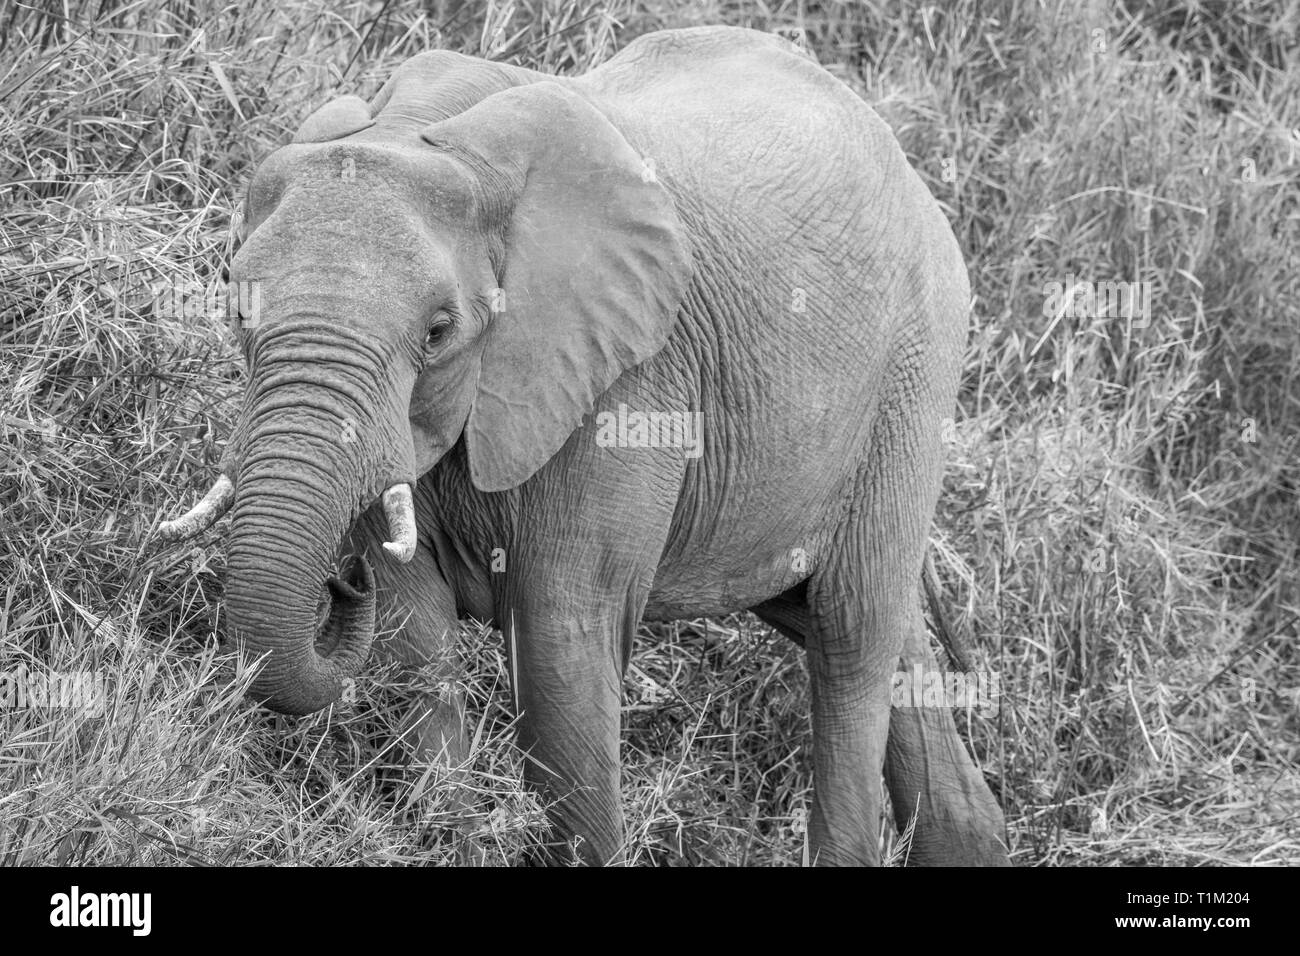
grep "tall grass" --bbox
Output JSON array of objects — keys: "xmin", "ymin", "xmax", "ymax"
[{"xmin": 1, "ymin": 0, "xmax": 1296, "ymax": 864}]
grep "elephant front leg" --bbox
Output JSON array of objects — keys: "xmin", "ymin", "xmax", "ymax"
[
  {"xmin": 504, "ymin": 604, "xmax": 627, "ymax": 865},
  {"xmin": 350, "ymin": 510, "xmax": 467, "ymax": 767},
  {"xmin": 493, "ymin": 425, "xmax": 681, "ymax": 864}
]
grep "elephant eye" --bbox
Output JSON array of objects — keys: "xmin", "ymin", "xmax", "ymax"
[{"xmin": 425, "ymin": 313, "xmax": 454, "ymax": 350}]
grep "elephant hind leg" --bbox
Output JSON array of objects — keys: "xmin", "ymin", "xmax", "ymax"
[
  {"xmin": 798, "ymin": 519, "xmax": 915, "ymax": 866},
  {"xmin": 885, "ymin": 623, "xmax": 1010, "ymax": 866},
  {"xmin": 752, "ymin": 570, "xmax": 1008, "ymax": 866}
]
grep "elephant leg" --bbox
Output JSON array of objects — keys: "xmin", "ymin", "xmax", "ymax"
[
  {"xmin": 796, "ymin": 365, "xmax": 965, "ymax": 865},
  {"xmin": 800, "ymin": 531, "xmax": 910, "ymax": 866},
  {"xmin": 754, "ymin": 583, "xmax": 1009, "ymax": 865},
  {"xmin": 498, "ymin": 438, "xmax": 681, "ymax": 865},
  {"xmin": 349, "ymin": 507, "xmax": 467, "ymax": 767},
  {"xmin": 885, "ymin": 624, "xmax": 1009, "ymax": 865},
  {"xmin": 758, "ymin": 558, "xmax": 920, "ymax": 865},
  {"xmin": 503, "ymin": 597, "xmax": 629, "ymax": 865}
]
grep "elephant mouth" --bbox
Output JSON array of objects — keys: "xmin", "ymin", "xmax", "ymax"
[{"xmin": 313, "ymin": 553, "xmax": 374, "ymax": 657}]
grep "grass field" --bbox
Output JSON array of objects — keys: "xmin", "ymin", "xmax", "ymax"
[{"xmin": 2, "ymin": 0, "xmax": 1297, "ymax": 865}]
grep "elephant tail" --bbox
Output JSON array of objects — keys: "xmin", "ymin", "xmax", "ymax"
[{"xmin": 922, "ymin": 549, "xmax": 974, "ymax": 671}]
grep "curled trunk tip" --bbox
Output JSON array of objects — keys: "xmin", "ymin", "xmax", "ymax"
[{"xmin": 244, "ymin": 554, "xmax": 378, "ymax": 715}]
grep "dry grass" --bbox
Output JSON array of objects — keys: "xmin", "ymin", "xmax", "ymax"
[{"xmin": 1, "ymin": 0, "xmax": 1297, "ymax": 865}]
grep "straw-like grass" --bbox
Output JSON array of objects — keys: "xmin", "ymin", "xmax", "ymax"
[{"xmin": 2, "ymin": 0, "xmax": 1296, "ymax": 865}]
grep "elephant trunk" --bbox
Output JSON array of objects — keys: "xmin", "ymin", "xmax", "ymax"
[{"xmin": 224, "ymin": 323, "xmax": 414, "ymax": 715}]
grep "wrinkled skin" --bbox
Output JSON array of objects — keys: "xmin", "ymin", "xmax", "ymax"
[{"xmin": 212, "ymin": 26, "xmax": 1008, "ymax": 865}]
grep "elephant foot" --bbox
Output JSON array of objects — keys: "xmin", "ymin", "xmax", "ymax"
[{"xmin": 897, "ymin": 804, "xmax": 1011, "ymax": 866}]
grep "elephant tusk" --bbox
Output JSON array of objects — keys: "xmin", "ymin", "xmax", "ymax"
[
  {"xmin": 156, "ymin": 475, "xmax": 235, "ymax": 542},
  {"xmin": 381, "ymin": 483, "xmax": 417, "ymax": 563}
]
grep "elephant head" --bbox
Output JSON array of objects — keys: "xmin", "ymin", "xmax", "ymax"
[{"xmin": 158, "ymin": 80, "xmax": 692, "ymax": 715}]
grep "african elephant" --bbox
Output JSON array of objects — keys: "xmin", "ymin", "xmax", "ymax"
[{"xmin": 157, "ymin": 25, "xmax": 1008, "ymax": 865}]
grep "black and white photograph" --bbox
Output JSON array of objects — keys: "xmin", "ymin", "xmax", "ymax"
[{"xmin": 0, "ymin": 0, "xmax": 1295, "ymax": 893}]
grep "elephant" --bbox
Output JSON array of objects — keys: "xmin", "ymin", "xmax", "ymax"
[{"xmin": 156, "ymin": 25, "xmax": 1009, "ymax": 866}]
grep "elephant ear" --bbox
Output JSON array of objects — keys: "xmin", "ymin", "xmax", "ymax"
[
  {"xmin": 292, "ymin": 95, "xmax": 375, "ymax": 144},
  {"xmin": 421, "ymin": 83, "xmax": 692, "ymax": 493}
]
